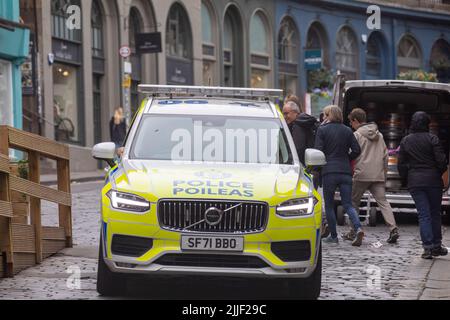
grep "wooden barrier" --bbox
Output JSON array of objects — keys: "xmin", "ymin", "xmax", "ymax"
[{"xmin": 0, "ymin": 126, "xmax": 72, "ymax": 277}]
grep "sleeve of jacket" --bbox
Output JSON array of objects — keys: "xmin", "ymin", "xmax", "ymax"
[
  {"xmin": 348, "ymin": 130, "xmax": 361, "ymax": 160},
  {"xmin": 397, "ymin": 139, "xmax": 408, "ymax": 180},
  {"xmin": 431, "ymin": 135, "xmax": 448, "ymax": 174},
  {"xmin": 314, "ymin": 126, "xmax": 324, "ymax": 152}
]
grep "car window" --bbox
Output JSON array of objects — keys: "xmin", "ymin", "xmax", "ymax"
[{"xmin": 130, "ymin": 115, "xmax": 293, "ymax": 165}]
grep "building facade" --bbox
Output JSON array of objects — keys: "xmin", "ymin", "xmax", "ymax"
[
  {"xmin": 0, "ymin": 1, "xmax": 29, "ymax": 130},
  {"xmin": 17, "ymin": 0, "xmax": 450, "ymax": 172}
]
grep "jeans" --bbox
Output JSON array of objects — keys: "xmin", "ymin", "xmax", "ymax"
[
  {"xmin": 323, "ymin": 173, "xmax": 362, "ymax": 238},
  {"xmin": 410, "ymin": 187, "xmax": 443, "ymax": 250}
]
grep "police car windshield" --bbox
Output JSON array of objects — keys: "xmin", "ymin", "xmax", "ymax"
[{"xmin": 131, "ymin": 115, "xmax": 293, "ymax": 164}]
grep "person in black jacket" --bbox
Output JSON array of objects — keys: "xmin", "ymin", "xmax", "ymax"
[
  {"xmin": 315, "ymin": 105, "xmax": 364, "ymax": 246},
  {"xmin": 398, "ymin": 111, "xmax": 448, "ymax": 259},
  {"xmin": 282, "ymin": 101, "xmax": 319, "ymax": 166},
  {"xmin": 109, "ymin": 107, "xmax": 127, "ymax": 149}
]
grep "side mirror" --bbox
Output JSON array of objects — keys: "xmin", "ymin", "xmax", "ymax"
[
  {"xmin": 305, "ymin": 149, "xmax": 327, "ymax": 169},
  {"xmin": 92, "ymin": 142, "xmax": 116, "ymax": 167}
]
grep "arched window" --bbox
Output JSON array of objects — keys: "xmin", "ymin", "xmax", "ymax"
[
  {"xmin": 250, "ymin": 11, "xmax": 270, "ymax": 88},
  {"xmin": 166, "ymin": 3, "xmax": 193, "ymax": 85},
  {"xmin": 397, "ymin": 35, "xmax": 422, "ymax": 73},
  {"xmin": 223, "ymin": 6, "xmax": 244, "ymax": 87},
  {"xmin": 201, "ymin": 1, "xmax": 217, "ymax": 85},
  {"xmin": 166, "ymin": 3, "xmax": 192, "ymax": 60},
  {"xmin": 336, "ymin": 26, "xmax": 359, "ymax": 80},
  {"xmin": 306, "ymin": 22, "xmax": 329, "ymax": 68},
  {"xmin": 278, "ymin": 17, "xmax": 299, "ymax": 96},
  {"xmin": 366, "ymin": 32, "xmax": 385, "ymax": 78},
  {"xmin": 431, "ymin": 39, "xmax": 450, "ymax": 83},
  {"xmin": 51, "ymin": 0, "xmax": 81, "ymax": 42}
]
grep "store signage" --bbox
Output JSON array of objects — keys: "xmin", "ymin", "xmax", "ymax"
[
  {"xmin": 166, "ymin": 58, "xmax": 193, "ymax": 85},
  {"xmin": 304, "ymin": 49, "xmax": 322, "ymax": 70},
  {"xmin": 119, "ymin": 46, "xmax": 131, "ymax": 58},
  {"xmin": 135, "ymin": 32, "xmax": 162, "ymax": 54}
]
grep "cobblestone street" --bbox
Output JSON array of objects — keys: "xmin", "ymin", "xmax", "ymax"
[{"xmin": 0, "ymin": 182, "xmax": 448, "ymax": 300}]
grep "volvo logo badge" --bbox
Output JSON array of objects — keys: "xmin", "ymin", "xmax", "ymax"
[{"xmin": 204, "ymin": 207, "xmax": 223, "ymax": 226}]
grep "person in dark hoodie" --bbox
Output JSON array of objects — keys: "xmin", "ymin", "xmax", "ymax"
[
  {"xmin": 315, "ymin": 105, "xmax": 364, "ymax": 246},
  {"xmin": 282, "ymin": 100, "xmax": 319, "ymax": 167},
  {"xmin": 398, "ymin": 111, "xmax": 448, "ymax": 259}
]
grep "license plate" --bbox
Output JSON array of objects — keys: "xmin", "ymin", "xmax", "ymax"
[{"xmin": 181, "ymin": 235, "xmax": 244, "ymax": 252}]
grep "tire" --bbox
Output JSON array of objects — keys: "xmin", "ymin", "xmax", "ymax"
[
  {"xmin": 97, "ymin": 234, "xmax": 127, "ymax": 297},
  {"xmin": 442, "ymin": 208, "xmax": 450, "ymax": 226},
  {"xmin": 336, "ymin": 205, "xmax": 345, "ymax": 226},
  {"xmin": 287, "ymin": 245, "xmax": 322, "ymax": 300},
  {"xmin": 369, "ymin": 207, "xmax": 377, "ymax": 227}
]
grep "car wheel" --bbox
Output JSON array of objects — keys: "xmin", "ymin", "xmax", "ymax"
[
  {"xmin": 336, "ymin": 205, "xmax": 346, "ymax": 226},
  {"xmin": 97, "ymin": 234, "xmax": 127, "ymax": 297},
  {"xmin": 442, "ymin": 207, "xmax": 450, "ymax": 226},
  {"xmin": 369, "ymin": 207, "xmax": 377, "ymax": 227},
  {"xmin": 287, "ymin": 245, "xmax": 322, "ymax": 300}
]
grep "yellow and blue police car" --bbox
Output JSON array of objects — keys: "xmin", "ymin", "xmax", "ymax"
[{"xmin": 92, "ymin": 85, "xmax": 326, "ymax": 299}]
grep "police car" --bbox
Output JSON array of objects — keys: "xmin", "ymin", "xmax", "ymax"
[{"xmin": 92, "ymin": 85, "xmax": 326, "ymax": 299}]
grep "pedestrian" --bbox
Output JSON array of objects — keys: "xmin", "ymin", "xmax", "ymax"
[
  {"xmin": 344, "ymin": 108, "xmax": 400, "ymax": 244},
  {"xmin": 282, "ymin": 98, "xmax": 319, "ymax": 166},
  {"xmin": 398, "ymin": 111, "xmax": 448, "ymax": 259},
  {"xmin": 109, "ymin": 107, "xmax": 126, "ymax": 147},
  {"xmin": 315, "ymin": 105, "xmax": 364, "ymax": 246}
]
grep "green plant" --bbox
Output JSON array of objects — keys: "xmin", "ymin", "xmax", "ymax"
[
  {"xmin": 17, "ymin": 159, "xmax": 29, "ymax": 180},
  {"xmin": 307, "ymin": 68, "xmax": 333, "ymax": 92},
  {"xmin": 397, "ymin": 70, "xmax": 438, "ymax": 82}
]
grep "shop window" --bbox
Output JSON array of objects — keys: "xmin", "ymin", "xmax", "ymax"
[
  {"xmin": 431, "ymin": 39, "xmax": 450, "ymax": 83},
  {"xmin": 53, "ymin": 63, "xmax": 80, "ymax": 143},
  {"xmin": 0, "ymin": 60, "xmax": 13, "ymax": 126},
  {"xmin": 336, "ymin": 26, "xmax": 359, "ymax": 80}
]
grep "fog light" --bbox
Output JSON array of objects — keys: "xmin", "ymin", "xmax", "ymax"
[
  {"xmin": 116, "ymin": 262, "xmax": 137, "ymax": 268},
  {"xmin": 286, "ymin": 268, "xmax": 306, "ymax": 273}
]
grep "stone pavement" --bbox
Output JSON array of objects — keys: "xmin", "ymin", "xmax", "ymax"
[{"xmin": 0, "ymin": 182, "xmax": 449, "ymax": 300}]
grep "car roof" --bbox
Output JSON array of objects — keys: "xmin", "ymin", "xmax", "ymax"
[
  {"xmin": 345, "ymin": 80, "xmax": 450, "ymax": 92},
  {"xmin": 146, "ymin": 98, "xmax": 279, "ymax": 118}
]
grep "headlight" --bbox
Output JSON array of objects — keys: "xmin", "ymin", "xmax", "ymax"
[
  {"xmin": 106, "ymin": 190, "xmax": 150, "ymax": 213},
  {"xmin": 276, "ymin": 197, "xmax": 317, "ymax": 217}
]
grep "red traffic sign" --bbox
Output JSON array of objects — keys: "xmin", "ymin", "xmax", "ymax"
[{"xmin": 119, "ymin": 46, "xmax": 131, "ymax": 58}]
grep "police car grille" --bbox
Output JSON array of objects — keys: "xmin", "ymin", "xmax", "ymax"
[{"xmin": 157, "ymin": 200, "xmax": 268, "ymax": 233}]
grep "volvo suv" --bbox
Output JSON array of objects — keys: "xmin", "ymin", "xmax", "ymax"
[{"xmin": 92, "ymin": 85, "xmax": 326, "ymax": 299}]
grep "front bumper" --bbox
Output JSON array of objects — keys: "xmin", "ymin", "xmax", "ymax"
[{"xmin": 101, "ymin": 204, "xmax": 322, "ymax": 279}]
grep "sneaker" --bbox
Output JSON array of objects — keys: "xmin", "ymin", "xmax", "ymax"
[
  {"xmin": 432, "ymin": 246, "xmax": 448, "ymax": 257},
  {"xmin": 323, "ymin": 235, "xmax": 339, "ymax": 244},
  {"xmin": 387, "ymin": 228, "xmax": 400, "ymax": 244},
  {"xmin": 342, "ymin": 229, "xmax": 356, "ymax": 241},
  {"xmin": 422, "ymin": 249, "xmax": 433, "ymax": 259},
  {"xmin": 351, "ymin": 229, "xmax": 364, "ymax": 247}
]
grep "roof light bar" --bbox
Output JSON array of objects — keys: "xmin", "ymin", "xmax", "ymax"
[{"xmin": 138, "ymin": 84, "xmax": 283, "ymax": 99}]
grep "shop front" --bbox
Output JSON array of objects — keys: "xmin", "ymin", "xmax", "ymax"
[{"xmin": 0, "ymin": 4, "xmax": 30, "ymax": 129}]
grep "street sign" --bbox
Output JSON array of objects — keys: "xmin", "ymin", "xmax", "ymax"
[
  {"xmin": 304, "ymin": 49, "xmax": 322, "ymax": 70},
  {"xmin": 119, "ymin": 46, "xmax": 131, "ymax": 58},
  {"xmin": 135, "ymin": 32, "xmax": 162, "ymax": 54}
]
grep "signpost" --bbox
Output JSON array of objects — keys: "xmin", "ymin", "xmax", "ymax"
[{"xmin": 120, "ymin": 46, "xmax": 132, "ymax": 126}]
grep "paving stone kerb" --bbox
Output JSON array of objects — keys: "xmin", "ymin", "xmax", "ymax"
[{"xmin": 0, "ymin": 184, "xmax": 448, "ymax": 300}]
